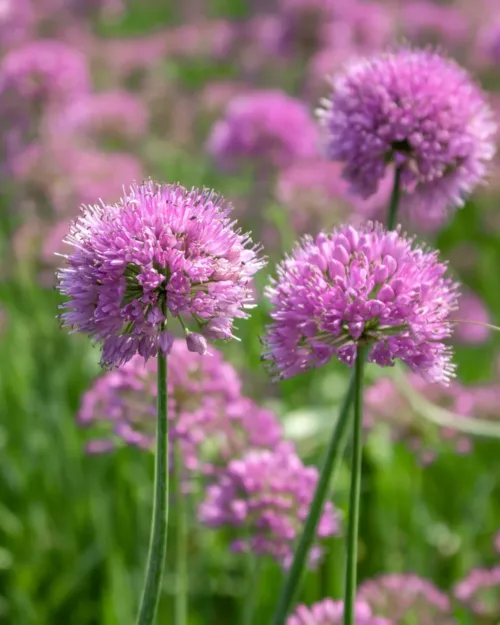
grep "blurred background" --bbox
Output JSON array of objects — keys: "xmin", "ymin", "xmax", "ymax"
[{"xmin": 1, "ymin": 0, "xmax": 500, "ymax": 623}]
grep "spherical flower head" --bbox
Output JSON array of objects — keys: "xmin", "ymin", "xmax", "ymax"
[
  {"xmin": 359, "ymin": 573, "xmax": 456, "ymax": 624},
  {"xmin": 77, "ymin": 340, "xmax": 242, "ymax": 457},
  {"xmin": 288, "ymin": 598, "xmax": 392, "ymax": 625},
  {"xmin": 454, "ymin": 566, "xmax": 500, "ymax": 620},
  {"xmin": 364, "ymin": 373, "xmax": 472, "ymax": 463},
  {"xmin": 57, "ymin": 180, "xmax": 265, "ymax": 368},
  {"xmin": 317, "ymin": 48, "xmax": 496, "ymax": 227},
  {"xmin": 0, "ymin": 40, "xmax": 90, "ymax": 110},
  {"xmin": 207, "ymin": 89, "xmax": 319, "ymax": 170},
  {"xmin": 199, "ymin": 442, "xmax": 339, "ymax": 568},
  {"xmin": 262, "ymin": 223, "xmax": 459, "ymax": 384}
]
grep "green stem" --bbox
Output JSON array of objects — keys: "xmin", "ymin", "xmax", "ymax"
[
  {"xmin": 387, "ymin": 166, "xmax": 402, "ymax": 231},
  {"xmin": 271, "ymin": 373, "xmax": 357, "ymax": 625},
  {"xmin": 136, "ymin": 351, "xmax": 169, "ymax": 625},
  {"xmin": 342, "ymin": 348, "xmax": 365, "ymax": 625},
  {"xmin": 174, "ymin": 445, "xmax": 188, "ymax": 625},
  {"xmin": 241, "ymin": 554, "xmax": 260, "ymax": 625}
]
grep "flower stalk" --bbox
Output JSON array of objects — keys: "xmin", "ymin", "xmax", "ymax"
[{"xmin": 136, "ymin": 351, "xmax": 169, "ymax": 625}]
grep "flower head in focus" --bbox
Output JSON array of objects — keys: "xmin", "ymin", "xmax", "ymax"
[
  {"xmin": 262, "ymin": 223, "xmax": 459, "ymax": 384},
  {"xmin": 207, "ymin": 89, "xmax": 319, "ymax": 170},
  {"xmin": 317, "ymin": 48, "xmax": 496, "ymax": 228},
  {"xmin": 288, "ymin": 598, "xmax": 391, "ymax": 625},
  {"xmin": 199, "ymin": 442, "xmax": 339, "ymax": 568},
  {"xmin": 359, "ymin": 573, "xmax": 456, "ymax": 624},
  {"xmin": 454, "ymin": 566, "xmax": 500, "ymax": 621},
  {"xmin": 57, "ymin": 180, "xmax": 265, "ymax": 367}
]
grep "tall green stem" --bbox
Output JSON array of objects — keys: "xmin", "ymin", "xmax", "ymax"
[
  {"xmin": 342, "ymin": 347, "xmax": 365, "ymax": 625},
  {"xmin": 241, "ymin": 554, "xmax": 260, "ymax": 625},
  {"xmin": 174, "ymin": 445, "xmax": 188, "ymax": 625},
  {"xmin": 271, "ymin": 373, "xmax": 356, "ymax": 625},
  {"xmin": 136, "ymin": 352, "xmax": 169, "ymax": 625},
  {"xmin": 387, "ymin": 166, "xmax": 402, "ymax": 231}
]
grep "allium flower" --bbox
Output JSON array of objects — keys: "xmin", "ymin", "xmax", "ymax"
[
  {"xmin": 57, "ymin": 90, "xmax": 149, "ymax": 145},
  {"xmin": 207, "ymin": 90, "xmax": 319, "ymax": 170},
  {"xmin": 477, "ymin": 21, "xmax": 500, "ymax": 65},
  {"xmin": 262, "ymin": 223, "xmax": 459, "ymax": 384},
  {"xmin": 288, "ymin": 598, "xmax": 392, "ymax": 625},
  {"xmin": 77, "ymin": 340, "xmax": 281, "ymax": 470},
  {"xmin": 364, "ymin": 373, "xmax": 472, "ymax": 464},
  {"xmin": 0, "ymin": 40, "xmax": 89, "ymax": 110},
  {"xmin": 454, "ymin": 566, "xmax": 500, "ymax": 620},
  {"xmin": 57, "ymin": 180, "xmax": 265, "ymax": 367},
  {"xmin": 454, "ymin": 290, "xmax": 491, "ymax": 344},
  {"xmin": 318, "ymin": 48, "xmax": 496, "ymax": 226},
  {"xmin": 199, "ymin": 442, "xmax": 339, "ymax": 568},
  {"xmin": 359, "ymin": 573, "xmax": 456, "ymax": 624}
]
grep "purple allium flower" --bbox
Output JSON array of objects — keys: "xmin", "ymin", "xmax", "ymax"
[
  {"xmin": 288, "ymin": 598, "xmax": 392, "ymax": 625},
  {"xmin": 364, "ymin": 373, "xmax": 472, "ymax": 464},
  {"xmin": 454, "ymin": 290, "xmax": 491, "ymax": 344},
  {"xmin": 199, "ymin": 442, "xmax": 339, "ymax": 568},
  {"xmin": 77, "ymin": 340, "xmax": 241, "ymax": 453},
  {"xmin": 56, "ymin": 90, "xmax": 149, "ymax": 145},
  {"xmin": 0, "ymin": 40, "xmax": 90, "ymax": 110},
  {"xmin": 317, "ymin": 48, "xmax": 496, "ymax": 226},
  {"xmin": 207, "ymin": 90, "xmax": 319, "ymax": 170},
  {"xmin": 57, "ymin": 180, "xmax": 265, "ymax": 368},
  {"xmin": 359, "ymin": 573, "xmax": 456, "ymax": 624},
  {"xmin": 77, "ymin": 340, "xmax": 282, "ymax": 471},
  {"xmin": 454, "ymin": 566, "xmax": 500, "ymax": 620},
  {"xmin": 262, "ymin": 223, "xmax": 459, "ymax": 384}
]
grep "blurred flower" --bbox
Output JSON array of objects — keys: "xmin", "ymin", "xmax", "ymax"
[
  {"xmin": 276, "ymin": 159, "xmax": 393, "ymax": 234},
  {"xmin": 262, "ymin": 223, "xmax": 459, "ymax": 384},
  {"xmin": 318, "ymin": 48, "xmax": 496, "ymax": 230},
  {"xmin": 359, "ymin": 573, "xmax": 456, "ymax": 624},
  {"xmin": 477, "ymin": 20, "xmax": 500, "ymax": 67},
  {"xmin": 199, "ymin": 442, "xmax": 339, "ymax": 568},
  {"xmin": 207, "ymin": 89, "xmax": 319, "ymax": 170},
  {"xmin": 288, "ymin": 598, "xmax": 392, "ymax": 625},
  {"xmin": 0, "ymin": 39, "xmax": 89, "ymax": 110},
  {"xmin": 454, "ymin": 566, "xmax": 500, "ymax": 620},
  {"xmin": 454, "ymin": 290, "xmax": 491, "ymax": 344},
  {"xmin": 57, "ymin": 180, "xmax": 265, "ymax": 367},
  {"xmin": 0, "ymin": 0, "xmax": 34, "ymax": 51},
  {"xmin": 11, "ymin": 142, "xmax": 144, "ymax": 216},
  {"xmin": 364, "ymin": 373, "xmax": 472, "ymax": 464},
  {"xmin": 0, "ymin": 40, "xmax": 90, "ymax": 164},
  {"xmin": 55, "ymin": 90, "xmax": 149, "ymax": 147},
  {"xmin": 277, "ymin": 0, "xmax": 338, "ymax": 57},
  {"xmin": 78, "ymin": 341, "xmax": 274, "ymax": 468},
  {"xmin": 400, "ymin": 2, "xmax": 468, "ymax": 48}
]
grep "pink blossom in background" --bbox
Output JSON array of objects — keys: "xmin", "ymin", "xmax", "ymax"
[
  {"xmin": 454, "ymin": 566, "xmax": 500, "ymax": 620},
  {"xmin": 54, "ymin": 90, "xmax": 149, "ymax": 146},
  {"xmin": 359, "ymin": 573, "xmax": 456, "ymax": 624},
  {"xmin": 288, "ymin": 598, "xmax": 391, "ymax": 625},
  {"xmin": 207, "ymin": 89, "xmax": 319, "ymax": 170},
  {"xmin": 364, "ymin": 374, "xmax": 473, "ymax": 464},
  {"xmin": 199, "ymin": 442, "xmax": 339, "ymax": 568},
  {"xmin": 454, "ymin": 291, "xmax": 491, "ymax": 345},
  {"xmin": 400, "ymin": 2, "xmax": 469, "ymax": 48},
  {"xmin": 476, "ymin": 20, "xmax": 500, "ymax": 65}
]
